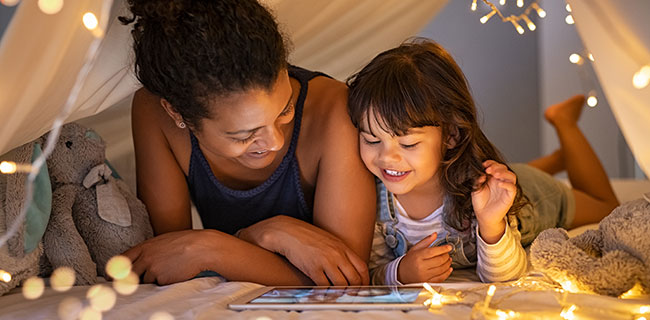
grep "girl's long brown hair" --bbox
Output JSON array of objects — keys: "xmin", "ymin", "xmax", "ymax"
[{"xmin": 347, "ymin": 38, "xmax": 527, "ymax": 231}]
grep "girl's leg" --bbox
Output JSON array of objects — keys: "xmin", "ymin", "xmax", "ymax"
[
  {"xmin": 527, "ymin": 149, "xmax": 563, "ymax": 175},
  {"xmin": 543, "ymin": 95, "xmax": 619, "ymax": 227}
]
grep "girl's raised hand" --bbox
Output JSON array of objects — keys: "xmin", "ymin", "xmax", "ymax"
[{"xmin": 471, "ymin": 160, "xmax": 517, "ymax": 243}]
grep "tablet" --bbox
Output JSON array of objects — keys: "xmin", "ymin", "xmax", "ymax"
[{"xmin": 228, "ymin": 285, "xmax": 430, "ymax": 311}]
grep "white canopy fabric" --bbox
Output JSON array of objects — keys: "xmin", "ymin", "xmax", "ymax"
[
  {"xmin": 0, "ymin": 0, "xmax": 447, "ymax": 160},
  {"xmin": 568, "ymin": 0, "xmax": 650, "ymax": 177}
]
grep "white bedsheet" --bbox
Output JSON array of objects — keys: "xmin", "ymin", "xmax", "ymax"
[{"xmin": 0, "ymin": 274, "xmax": 647, "ymax": 320}]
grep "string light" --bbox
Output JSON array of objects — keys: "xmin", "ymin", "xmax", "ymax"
[
  {"xmin": 37, "ymin": 0, "xmax": 63, "ymax": 15},
  {"xmin": 0, "ymin": 0, "xmax": 20, "ymax": 6},
  {"xmin": 569, "ymin": 53, "xmax": 583, "ymax": 65},
  {"xmin": 106, "ymin": 255, "xmax": 132, "ymax": 280},
  {"xmin": 521, "ymin": 15, "xmax": 536, "ymax": 31},
  {"xmin": 83, "ymin": 12, "xmax": 98, "ymax": 30},
  {"xmin": 480, "ymin": 10, "xmax": 497, "ymax": 24},
  {"xmin": 0, "ymin": 161, "xmax": 33, "ymax": 174},
  {"xmin": 499, "ymin": 0, "xmax": 505, "ymax": 5},
  {"xmin": 565, "ymin": 14, "xmax": 575, "ymax": 25},
  {"xmin": 565, "ymin": 3, "xmax": 572, "ymax": 12},
  {"xmin": 87, "ymin": 285, "xmax": 117, "ymax": 312},
  {"xmin": 560, "ymin": 304, "xmax": 577, "ymax": 320},
  {"xmin": 58, "ymin": 297, "xmax": 83, "ymax": 320},
  {"xmin": 51, "ymin": 266, "xmax": 76, "ymax": 292},
  {"xmin": 632, "ymin": 65, "xmax": 650, "ymax": 89},
  {"xmin": 587, "ymin": 93, "xmax": 598, "ymax": 107},
  {"xmin": 471, "ymin": 1, "xmax": 545, "ymax": 35},
  {"xmin": 0, "ymin": 269, "xmax": 11, "ymax": 282},
  {"xmin": 588, "ymin": 53, "xmax": 595, "ymax": 61},
  {"xmin": 471, "ymin": 0, "xmax": 477, "ymax": 11}
]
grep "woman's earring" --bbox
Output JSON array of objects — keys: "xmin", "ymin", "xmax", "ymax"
[{"xmin": 178, "ymin": 122, "xmax": 186, "ymax": 129}]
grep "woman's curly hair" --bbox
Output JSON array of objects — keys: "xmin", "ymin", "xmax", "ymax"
[
  {"xmin": 119, "ymin": 0, "xmax": 289, "ymax": 130},
  {"xmin": 347, "ymin": 38, "xmax": 528, "ymax": 232}
]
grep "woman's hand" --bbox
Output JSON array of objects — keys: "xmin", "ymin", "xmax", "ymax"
[
  {"xmin": 237, "ymin": 215, "xmax": 370, "ymax": 286},
  {"xmin": 471, "ymin": 160, "xmax": 517, "ymax": 243},
  {"xmin": 123, "ymin": 230, "xmax": 217, "ymax": 285}
]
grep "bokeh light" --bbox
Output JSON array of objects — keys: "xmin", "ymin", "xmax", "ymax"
[
  {"xmin": 79, "ymin": 306, "xmax": 102, "ymax": 320},
  {"xmin": 87, "ymin": 285, "xmax": 117, "ymax": 312},
  {"xmin": 0, "ymin": 269, "xmax": 12, "ymax": 282},
  {"xmin": 113, "ymin": 271, "xmax": 139, "ymax": 295},
  {"xmin": 22, "ymin": 276, "xmax": 45, "ymax": 300},
  {"xmin": 37, "ymin": 0, "xmax": 63, "ymax": 15},
  {"xmin": 51, "ymin": 267, "xmax": 76, "ymax": 292},
  {"xmin": 82, "ymin": 12, "xmax": 98, "ymax": 30},
  {"xmin": 106, "ymin": 255, "xmax": 132, "ymax": 280},
  {"xmin": 0, "ymin": 0, "xmax": 20, "ymax": 6}
]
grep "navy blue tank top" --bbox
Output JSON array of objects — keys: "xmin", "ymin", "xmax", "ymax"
[{"xmin": 187, "ymin": 66, "xmax": 326, "ymax": 235}]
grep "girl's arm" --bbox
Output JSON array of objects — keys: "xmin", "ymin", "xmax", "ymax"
[
  {"xmin": 128, "ymin": 88, "xmax": 311, "ymax": 285},
  {"xmin": 472, "ymin": 160, "xmax": 527, "ymax": 282}
]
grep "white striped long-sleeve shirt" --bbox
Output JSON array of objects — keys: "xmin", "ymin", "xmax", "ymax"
[{"xmin": 369, "ymin": 200, "xmax": 527, "ymax": 285}]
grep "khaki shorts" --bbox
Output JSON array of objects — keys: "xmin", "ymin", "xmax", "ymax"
[{"xmin": 509, "ymin": 163, "xmax": 576, "ymax": 247}]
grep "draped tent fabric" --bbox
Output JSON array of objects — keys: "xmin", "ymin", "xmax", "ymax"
[
  {"xmin": 568, "ymin": 0, "xmax": 650, "ymax": 177},
  {"xmin": 0, "ymin": 0, "xmax": 447, "ymax": 187}
]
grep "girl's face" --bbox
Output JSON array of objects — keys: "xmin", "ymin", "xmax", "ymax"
[
  {"xmin": 359, "ymin": 112, "xmax": 444, "ymax": 196},
  {"xmin": 193, "ymin": 70, "xmax": 295, "ymax": 170}
]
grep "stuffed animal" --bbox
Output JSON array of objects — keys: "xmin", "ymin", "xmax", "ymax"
[
  {"xmin": 0, "ymin": 141, "xmax": 48, "ymax": 296},
  {"xmin": 40, "ymin": 122, "xmax": 153, "ymax": 285},
  {"xmin": 530, "ymin": 195, "xmax": 650, "ymax": 296}
]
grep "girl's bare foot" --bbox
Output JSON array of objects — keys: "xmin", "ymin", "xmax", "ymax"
[{"xmin": 544, "ymin": 94, "xmax": 585, "ymax": 127}]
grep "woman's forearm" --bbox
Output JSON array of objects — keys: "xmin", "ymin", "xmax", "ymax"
[{"xmin": 200, "ymin": 229, "xmax": 312, "ymax": 285}]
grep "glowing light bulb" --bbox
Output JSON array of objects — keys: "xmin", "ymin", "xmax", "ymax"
[
  {"xmin": 51, "ymin": 267, "xmax": 76, "ymax": 292},
  {"xmin": 471, "ymin": 0, "xmax": 477, "ymax": 11},
  {"xmin": 0, "ymin": 270, "xmax": 12, "ymax": 282},
  {"xmin": 561, "ymin": 305, "xmax": 577, "ymax": 320},
  {"xmin": 0, "ymin": 161, "xmax": 17, "ymax": 174},
  {"xmin": 0, "ymin": 0, "xmax": 20, "ymax": 6},
  {"xmin": 511, "ymin": 20, "xmax": 525, "ymax": 34},
  {"xmin": 22, "ymin": 276, "xmax": 45, "ymax": 300},
  {"xmin": 588, "ymin": 53, "xmax": 594, "ymax": 61},
  {"xmin": 632, "ymin": 65, "xmax": 650, "ymax": 89},
  {"xmin": 536, "ymin": 7, "xmax": 546, "ymax": 18},
  {"xmin": 87, "ymin": 285, "xmax": 117, "ymax": 312},
  {"xmin": 483, "ymin": 285, "xmax": 496, "ymax": 308},
  {"xmin": 106, "ymin": 255, "xmax": 132, "ymax": 280},
  {"xmin": 38, "ymin": 0, "xmax": 63, "ymax": 15},
  {"xmin": 640, "ymin": 305, "xmax": 650, "ymax": 313},
  {"xmin": 569, "ymin": 53, "xmax": 582, "ymax": 64},
  {"xmin": 79, "ymin": 307, "xmax": 101, "ymax": 320},
  {"xmin": 522, "ymin": 15, "xmax": 536, "ymax": 31},
  {"xmin": 516, "ymin": 0, "xmax": 523, "ymax": 7},
  {"xmin": 113, "ymin": 272, "xmax": 139, "ymax": 295},
  {"xmin": 565, "ymin": 15, "xmax": 574, "ymax": 24},
  {"xmin": 83, "ymin": 12, "xmax": 98, "ymax": 30},
  {"xmin": 565, "ymin": 4, "xmax": 572, "ymax": 12},
  {"xmin": 561, "ymin": 280, "xmax": 579, "ymax": 293},
  {"xmin": 587, "ymin": 95, "xmax": 598, "ymax": 107},
  {"xmin": 480, "ymin": 10, "xmax": 496, "ymax": 24},
  {"xmin": 499, "ymin": 0, "xmax": 506, "ymax": 5}
]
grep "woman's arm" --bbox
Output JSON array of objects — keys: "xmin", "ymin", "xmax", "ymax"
[
  {"xmin": 311, "ymin": 80, "xmax": 376, "ymax": 263},
  {"xmin": 129, "ymin": 88, "xmax": 311, "ymax": 285}
]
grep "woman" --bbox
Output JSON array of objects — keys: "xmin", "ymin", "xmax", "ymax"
[{"xmin": 120, "ymin": 0, "xmax": 376, "ymax": 286}]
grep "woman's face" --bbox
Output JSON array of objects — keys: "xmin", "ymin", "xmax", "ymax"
[
  {"xmin": 358, "ymin": 112, "xmax": 444, "ymax": 196},
  {"xmin": 194, "ymin": 70, "xmax": 295, "ymax": 170}
]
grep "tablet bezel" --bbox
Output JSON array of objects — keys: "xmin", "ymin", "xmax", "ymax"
[{"xmin": 228, "ymin": 285, "xmax": 430, "ymax": 311}]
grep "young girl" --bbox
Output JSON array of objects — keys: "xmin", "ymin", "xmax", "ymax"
[
  {"xmin": 347, "ymin": 39, "xmax": 619, "ymax": 285},
  {"xmin": 119, "ymin": 0, "xmax": 376, "ymax": 286}
]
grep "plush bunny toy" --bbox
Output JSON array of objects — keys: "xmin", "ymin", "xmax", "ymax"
[
  {"xmin": 40, "ymin": 122, "xmax": 153, "ymax": 285},
  {"xmin": 530, "ymin": 195, "xmax": 650, "ymax": 296}
]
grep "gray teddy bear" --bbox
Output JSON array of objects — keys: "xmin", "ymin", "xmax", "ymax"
[
  {"xmin": 1, "ymin": 122, "xmax": 152, "ymax": 295},
  {"xmin": 530, "ymin": 195, "xmax": 650, "ymax": 296},
  {"xmin": 40, "ymin": 123, "xmax": 153, "ymax": 284}
]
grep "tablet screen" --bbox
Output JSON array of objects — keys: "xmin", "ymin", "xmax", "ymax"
[{"xmin": 249, "ymin": 286, "xmax": 422, "ymax": 304}]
